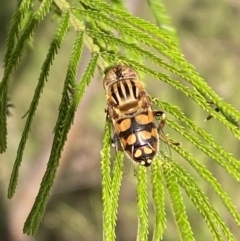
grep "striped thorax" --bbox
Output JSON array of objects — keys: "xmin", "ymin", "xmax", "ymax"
[{"xmin": 103, "ymin": 65, "xmax": 150, "ymax": 119}]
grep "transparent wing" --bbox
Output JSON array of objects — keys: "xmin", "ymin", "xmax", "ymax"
[
  {"xmin": 107, "ymin": 117, "xmax": 134, "ymax": 174},
  {"xmin": 154, "ymin": 110, "xmax": 180, "ymax": 159}
]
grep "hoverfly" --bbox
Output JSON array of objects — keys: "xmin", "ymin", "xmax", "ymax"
[{"xmin": 103, "ymin": 64, "xmax": 176, "ymax": 167}]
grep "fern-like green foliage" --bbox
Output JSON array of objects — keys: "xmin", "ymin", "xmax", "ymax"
[{"xmin": 1, "ymin": 0, "xmax": 240, "ymax": 240}]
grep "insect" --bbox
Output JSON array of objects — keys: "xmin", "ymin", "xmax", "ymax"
[
  {"xmin": 205, "ymin": 101, "xmax": 239, "ymax": 127},
  {"xmin": 103, "ymin": 64, "xmax": 175, "ymax": 167}
]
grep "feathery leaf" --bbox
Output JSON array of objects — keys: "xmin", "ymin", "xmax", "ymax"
[
  {"xmin": 153, "ymin": 99, "xmax": 240, "ymax": 175},
  {"xmin": 147, "ymin": 0, "xmax": 177, "ymax": 41},
  {"xmin": 110, "ymin": 151, "xmax": 124, "ymax": 240},
  {"xmin": 150, "ymin": 159, "xmax": 166, "ymax": 240},
  {"xmin": 162, "ymin": 159, "xmax": 195, "ymax": 241},
  {"xmin": 0, "ymin": 0, "xmax": 53, "ymax": 153},
  {"xmin": 2, "ymin": 0, "xmax": 240, "ymax": 239},
  {"xmin": 172, "ymin": 161, "xmax": 237, "ymax": 241},
  {"xmin": 8, "ymin": 10, "xmax": 70, "ymax": 199},
  {"xmin": 136, "ymin": 165, "xmax": 149, "ymax": 241},
  {"xmin": 23, "ymin": 31, "xmax": 97, "ymax": 235},
  {"xmin": 101, "ymin": 120, "xmax": 113, "ymax": 241}
]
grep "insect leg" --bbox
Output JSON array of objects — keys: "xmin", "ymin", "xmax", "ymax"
[
  {"xmin": 154, "ymin": 110, "xmax": 180, "ymax": 146},
  {"xmin": 153, "ymin": 110, "xmax": 166, "ymax": 131},
  {"xmin": 105, "ymin": 107, "xmax": 121, "ymax": 150},
  {"xmin": 112, "ymin": 133, "xmax": 124, "ymax": 151}
]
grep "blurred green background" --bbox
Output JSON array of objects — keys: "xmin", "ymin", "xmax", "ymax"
[{"xmin": 1, "ymin": 0, "xmax": 240, "ymax": 240}]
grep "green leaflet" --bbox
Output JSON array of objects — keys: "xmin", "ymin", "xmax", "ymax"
[
  {"xmin": 150, "ymin": 159, "xmax": 166, "ymax": 240},
  {"xmin": 0, "ymin": 0, "xmax": 52, "ymax": 152},
  {"xmin": 23, "ymin": 35, "xmax": 98, "ymax": 235},
  {"xmin": 136, "ymin": 165, "xmax": 149, "ymax": 241},
  {"xmin": 162, "ymin": 159, "xmax": 195, "ymax": 241},
  {"xmin": 8, "ymin": 10, "xmax": 70, "ymax": 199}
]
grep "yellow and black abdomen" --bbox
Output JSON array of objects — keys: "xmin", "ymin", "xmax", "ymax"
[{"xmin": 115, "ymin": 110, "xmax": 159, "ymax": 167}]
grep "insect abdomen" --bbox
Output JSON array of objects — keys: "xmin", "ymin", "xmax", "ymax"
[
  {"xmin": 125, "ymin": 131, "xmax": 158, "ymax": 167},
  {"xmin": 116, "ymin": 112, "xmax": 158, "ymax": 166}
]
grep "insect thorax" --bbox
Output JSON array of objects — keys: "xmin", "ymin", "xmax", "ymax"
[{"xmin": 106, "ymin": 78, "xmax": 150, "ymax": 118}]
